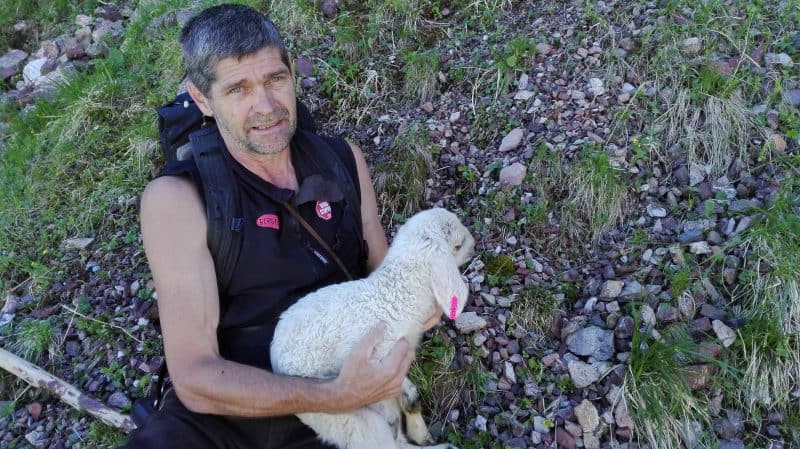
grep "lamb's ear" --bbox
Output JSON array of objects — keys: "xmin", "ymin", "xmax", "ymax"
[{"xmin": 430, "ymin": 251, "xmax": 469, "ymax": 320}]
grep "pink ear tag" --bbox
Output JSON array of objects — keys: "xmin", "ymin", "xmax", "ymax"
[{"xmin": 449, "ymin": 296, "xmax": 458, "ymax": 320}]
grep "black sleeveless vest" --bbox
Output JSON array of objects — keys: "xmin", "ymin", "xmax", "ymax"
[{"xmin": 159, "ymin": 128, "xmax": 367, "ymax": 369}]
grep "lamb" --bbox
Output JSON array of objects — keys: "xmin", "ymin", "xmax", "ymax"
[{"xmin": 269, "ymin": 208, "xmax": 475, "ymax": 449}]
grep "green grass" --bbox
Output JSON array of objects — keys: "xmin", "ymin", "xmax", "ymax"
[
  {"xmin": 403, "ymin": 49, "xmax": 440, "ymax": 104},
  {"xmin": 373, "ymin": 121, "xmax": 434, "ymax": 224},
  {"xmin": 562, "ymin": 145, "xmax": 628, "ymax": 244},
  {"xmin": 509, "ymin": 285, "xmax": 560, "ymax": 336},
  {"xmin": 10, "ymin": 318, "xmax": 58, "ymax": 362},
  {"xmin": 0, "ymin": 0, "xmax": 100, "ymax": 50}
]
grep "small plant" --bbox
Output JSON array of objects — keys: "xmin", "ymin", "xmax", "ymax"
[
  {"xmin": 10, "ymin": 318, "xmax": 58, "ymax": 363},
  {"xmin": 402, "ymin": 49, "xmax": 440, "ymax": 104},
  {"xmin": 374, "ymin": 122, "xmax": 434, "ymax": 225},
  {"xmin": 492, "ymin": 36, "xmax": 536, "ymax": 95},
  {"xmin": 84, "ymin": 421, "xmax": 125, "ymax": 449},
  {"xmin": 562, "ymin": 145, "xmax": 628, "ymax": 244},
  {"xmin": 510, "ymin": 285, "xmax": 560, "ymax": 335}
]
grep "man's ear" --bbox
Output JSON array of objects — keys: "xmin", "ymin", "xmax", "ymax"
[{"xmin": 186, "ymin": 81, "xmax": 214, "ymax": 117}]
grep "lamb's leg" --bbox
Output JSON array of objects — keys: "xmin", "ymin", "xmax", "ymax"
[
  {"xmin": 297, "ymin": 410, "xmax": 402, "ymax": 449},
  {"xmin": 399, "ymin": 378, "xmax": 433, "ymax": 445}
]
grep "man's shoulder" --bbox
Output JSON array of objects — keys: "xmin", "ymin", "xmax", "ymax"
[{"xmin": 142, "ymin": 175, "xmax": 202, "ymax": 210}]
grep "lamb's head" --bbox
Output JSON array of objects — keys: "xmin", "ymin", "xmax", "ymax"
[{"xmin": 393, "ymin": 208, "xmax": 475, "ymax": 320}]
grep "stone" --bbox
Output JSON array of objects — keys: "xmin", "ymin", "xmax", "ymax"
[
  {"xmin": 75, "ymin": 14, "xmax": 93, "ymax": 27},
  {"xmin": 786, "ymin": 89, "xmax": 800, "ymax": 106},
  {"xmin": 448, "ymin": 111, "xmax": 460, "ymax": 123},
  {"xmin": 765, "ymin": 53, "xmax": 793, "ymax": 66},
  {"xmin": 584, "ymin": 434, "xmax": 601, "ymax": 449},
  {"xmin": 615, "ymin": 315, "xmax": 634, "ymax": 339},
  {"xmin": 769, "ymin": 134, "xmax": 787, "ymax": 153},
  {"xmin": 26, "ymin": 402, "xmax": 42, "ymax": 421},
  {"xmin": 535, "ymin": 43, "xmax": 552, "ymax": 55},
  {"xmin": 646, "ymin": 204, "xmax": 667, "ymax": 218},
  {"xmin": 677, "ymin": 228, "xmax": 703, "ymax": 243},
  {"xmin": 689, "ymin": 241, "xmax": 712, "ymax": 255},
  {"xmin": 689, "ymin": 164, "xmax": 706, "ymax": 186},
  {"xmin": 95, "ymin": 5, "xmax": 123, "ymax": 21},
  {"xmin": 615, "ymin": 398, "xmax": 634, "ymax": 429},
  {"xmin": 682, "ymin": 37, "xmax": 702, "ymax": 55},
  {"xmin": 620, "ymin": 280, "xmax": 643, "ymax": 298},
  {"xmin": 514, "ymin": 90, "xmax": 534, "ymax": 101},
  {"xmin": 63, "ymin": 237, "xmax": 94, "ymax": 250},
  {"xmin": 567, "ymin": 360, "xmax": 608, "ymax": 388},
  {"xmin": 712, "ymin": 320, "xmax": 736, "ymax": 347},
  {"xmin": 474, "ymin": 414, "xmax": 487, "ymax": 432},
  {"xmin": 574, "ymin": 400, "xmax": 599, "ymax": 433},
  {"xmin": 24, "ymin": 430, "xmax": 46, "ymax": 447},
  {"xmin": 555, "ymin": 428, "xmax": 576, "ymax": 449},
  {"xmin": 718, "ymin": 439, "xmax": 744, "ymax": 449},
  {"xmin": 455, "ymin": 312, "xmax": 487, "ymax": 334},
  {"xmin": 0, "ymin": 49, "xmax": 28, "ymax": 80},
  {"xmin": 295, "ymin": 56, "xmax": 313, "ymax": 78},
  {"xmin": 566, "ymin": 326, "xmax": 614, "ymax": 361},
  {"xmin": 588, "ymin": 77, "xmax": 605, "ymax": 97},
  {"xmin": 22, "ymin": 57, "xmax": 48, "ymax": 85},
  {"xmin": 656, "ymin": 303, "xmax": 680, "ymax": 323},
  {"xmin": 317, "ymin": 0, "xmax": 340, "ymax": 18},
  {"xmin": 498, "ymin": 128, "xmax": 524, "ymax": 152},
  {"xmin": 687, "ymin": 364, "xmax": 715, "ymax": 389},
  {"xmin": 678, "ymin": 291, "xmax": 696, "ymax": 318},
  {"xmin": 729, "ymin": 199, "xmax": 760, "ymax": 213},
  {"xmin": 599, "ymin": 280, "xmax": 624, "ymax": 298},
  {"xmin": 499, "ymin": 162, "xmax": 527, "ymax": 187}
]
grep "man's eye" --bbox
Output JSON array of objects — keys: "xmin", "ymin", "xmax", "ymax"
[
  {"xmin": 228, "ymin": 87, "xmax": 241, "ymax": 94},
  {"xmin": 272, "ymin": 75, "xmax": 286, "ymax": 82}
]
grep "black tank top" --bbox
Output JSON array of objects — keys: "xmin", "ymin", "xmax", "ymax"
[{"xmin": 159, "ymin": 129, "xmax": 367, "ymax": 369}]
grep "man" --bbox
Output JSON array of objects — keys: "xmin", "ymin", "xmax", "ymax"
[{"xmin": 123, "ymin": 4, "xmax": 440, "ymax": 448}]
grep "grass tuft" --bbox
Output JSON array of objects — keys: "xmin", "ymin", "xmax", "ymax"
[
  {"xmin": 10, "ymin": 318, "xmax": 59, "ymax": 363},
  {"xmin": 374, "ymin": 122, "xmax": 434, "ymax": 225}
]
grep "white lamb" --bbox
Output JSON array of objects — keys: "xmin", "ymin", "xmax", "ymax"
[{"xmin": 270, "ymin": 208, "xmax": 475, "ymax": 449}]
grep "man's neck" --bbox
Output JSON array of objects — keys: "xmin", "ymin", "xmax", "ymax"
[{"xmin": 227, "ymin": 144, "xmax": 298, "ymax": 191}]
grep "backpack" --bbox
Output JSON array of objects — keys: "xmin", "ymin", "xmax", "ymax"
[{"xmin": 131, "ymin": 92, "xmax": 361, "ymax": 427}]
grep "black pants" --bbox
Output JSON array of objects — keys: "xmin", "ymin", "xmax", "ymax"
[{"xmin": 119, "ymin": 390, "xmax": 337, "ymax": 449}]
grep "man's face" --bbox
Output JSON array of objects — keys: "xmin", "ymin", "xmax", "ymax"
[{"xmin": 192, "ymin": 46, "xmax": 297, "ymax": 157}]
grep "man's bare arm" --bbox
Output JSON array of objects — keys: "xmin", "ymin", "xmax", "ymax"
[
  {"xmin": 140, "ymin": 176, "xmax": 411, "ymax": 417},
  {"xmin": 348, "ymin": 142, "xmax": 389, "ymax": 270}
]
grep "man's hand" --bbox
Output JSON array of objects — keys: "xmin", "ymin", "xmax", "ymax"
[{"xmin": 329, "ymin": 323, "xmax": 414, "ymax": 412}]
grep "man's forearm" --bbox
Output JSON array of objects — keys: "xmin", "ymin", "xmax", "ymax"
[{"xmin": 172, "ymin": 356, "xmax": 345, "ymax": 417}]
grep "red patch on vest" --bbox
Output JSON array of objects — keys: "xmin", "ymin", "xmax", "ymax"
[
  {"xmin": 256, "ymin": 214, "xmax": 280, "ymax": 229},
  {"xmin": 315, "ymin": 201, "xmax": 332, "ymax": 221}
]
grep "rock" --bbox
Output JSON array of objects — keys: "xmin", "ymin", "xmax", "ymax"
[
  {"xmin": 317, "ymin": 0, "xmax": 340, "ymax": 18},
  {"xmin": 536, "ymin": 43, "xmax": 552, "ymax": 55},
  {"xmin": 614, "ymin": 398, "xmax": 634, "ymax": 429},
  {"xmin": 677, "ymin": 228, "xmax": 703, "ymax": 243},
  {"xmin": 678, "ymin": 291, "xmax": 696, "ymax": 318},
  {"xmin": 689, "ymin": 241, "xmax": 712, "ymax": 255},
  {"xmin": 95, "ymin": 5, "xmax": 123, "ymax": 21},
  {"xmin": 475, "ymin": 414, "xmax": 488, "ymax": 432},
  {"xmin": 584, "ymin": 434, "xmax": 601, "ymax": 449},
  {"xmin": 26, "ymin": 402, "xmax": 42, "ymax": 421},
  {"xmin": 682, "ymin": 37, "xmax": 702, "ymax": 55},
  {"xmin": 514, "ymin": 90, "xmax": 534, "ymax": 100},
  {"xmin": 455, "ymin": 312, "xmax": 487, "ymax": 334},
  {"xmin": 498, "ymin": 128, "xmax": 524, "ymax": 152},
  {"xmin": 75, "ymin": 14, "xmax": 93, "ymax": 27},
  {"xmin": 718, "ymin": 439, "xmax": 744, "ymax": 449},
  {"xmin": 599, "ymin": 280, "xmax": 624, "ymax": 298},
  {"xmin": 765, "ymin": 53, "xmax": 793, "ymax": 66},
  {"xmin": 588, "ymin": 78, "xmax": 605, "ymax": 97},
  {"xmin": 566, "ymin": 326, "xmax": 615, "ymax": 361},
  {"xmin": 769, "ymin": 134, "xmax": 787, "ymax": 153},
  {"xmin": 22, "ymin": 57, "xmax": 49, "ymax": 85},
  {"xmin": 615, "ymin": 316, "xmax": 634, "ymax": 339},
  {"xmin": 567, "ymin": 360, "xmax": 608, "ymax": 388},
  {"xmin": 728, "ymin": 199, "xmax": 760, "ymax": 213},
  {"xmin": 0, "ymin": 49, "xmax": 28, "ymax": 80},
  {"xmin": 421, "ymin": 102, "xmax": 434, "ymax": 113},
  {"xmin": 92, "ymin": 20, "xmax": 125, "ymax": 46},
  {"xmin": 555, "ymin": 427, "xmax": 576, "ymax": 449},
  {"xmin": 499, "ymin": 163, "xmax": 527, "ymax": 187},
  {"xmin": 646, "ymin": 204, "xmax": 667, "ymax": 218},
  {"xmin": 620, "ymin": 280, "xmax": 643, "ymax": 298},
  {"xmin": 24, "ymin": 430, "xmax": 46, "ymax": 447},
  {"xmin": 712, "ymin": 320, "xmax": 736, "ymax": 347},
  {"xmin": 786, "ymin": 89, "xmax": 800, "ymax": 106},
  {"xmin": 687, "ymin": 364, "xmax": 715, "ymax": 389},
  {"xmin": 574, "ymin": 400, "xmax": 599, "ymax": 433},
  {"xmin": 689, "ymin": 164, "xmax": 706, "ymax": 186},
  {"xmin": 295, "ymin": 56, "xmax": 313, "ymax": 78},
  {"xmin": 640, "ymin": 303, "xmax": 656, "ymax": 328},
  {"xmin": 107, "ymin": 392, "xmax": 131, "ymax": 409},
  {"xmin": 656, "ymin": 303, "xmax": 680, "ymax": 323},
  {"xmin": 63, "ymin": 237, "xmax": 94, "ymax": 250}
]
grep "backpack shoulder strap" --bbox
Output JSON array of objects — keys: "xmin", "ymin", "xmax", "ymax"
[{"xmin": 188, "ymin": 125, "xmax": 243, "ymax": 294}]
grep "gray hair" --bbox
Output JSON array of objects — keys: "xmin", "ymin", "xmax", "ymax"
[{"xmin": 179, "ymin": 4, "xmax": 290, "ymax": 97}]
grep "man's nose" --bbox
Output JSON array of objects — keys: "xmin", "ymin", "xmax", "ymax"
[{"xmin": 252, "ymin": 86, "xmax": 276, "ymax": 114}]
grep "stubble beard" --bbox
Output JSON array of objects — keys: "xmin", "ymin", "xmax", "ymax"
[{"xmin": 219, "ymin": 108, "xmax": 297, "ymax": 157}]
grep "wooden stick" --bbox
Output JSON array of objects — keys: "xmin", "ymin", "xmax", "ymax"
[{"xmin": 0, "ymin": 347, "xmax": 136, "ymax": 432}]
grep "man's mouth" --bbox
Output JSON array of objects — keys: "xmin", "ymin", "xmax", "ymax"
[{"xmin": 250, "ymin": 119, "xmax": 283, "ymax": 132}]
